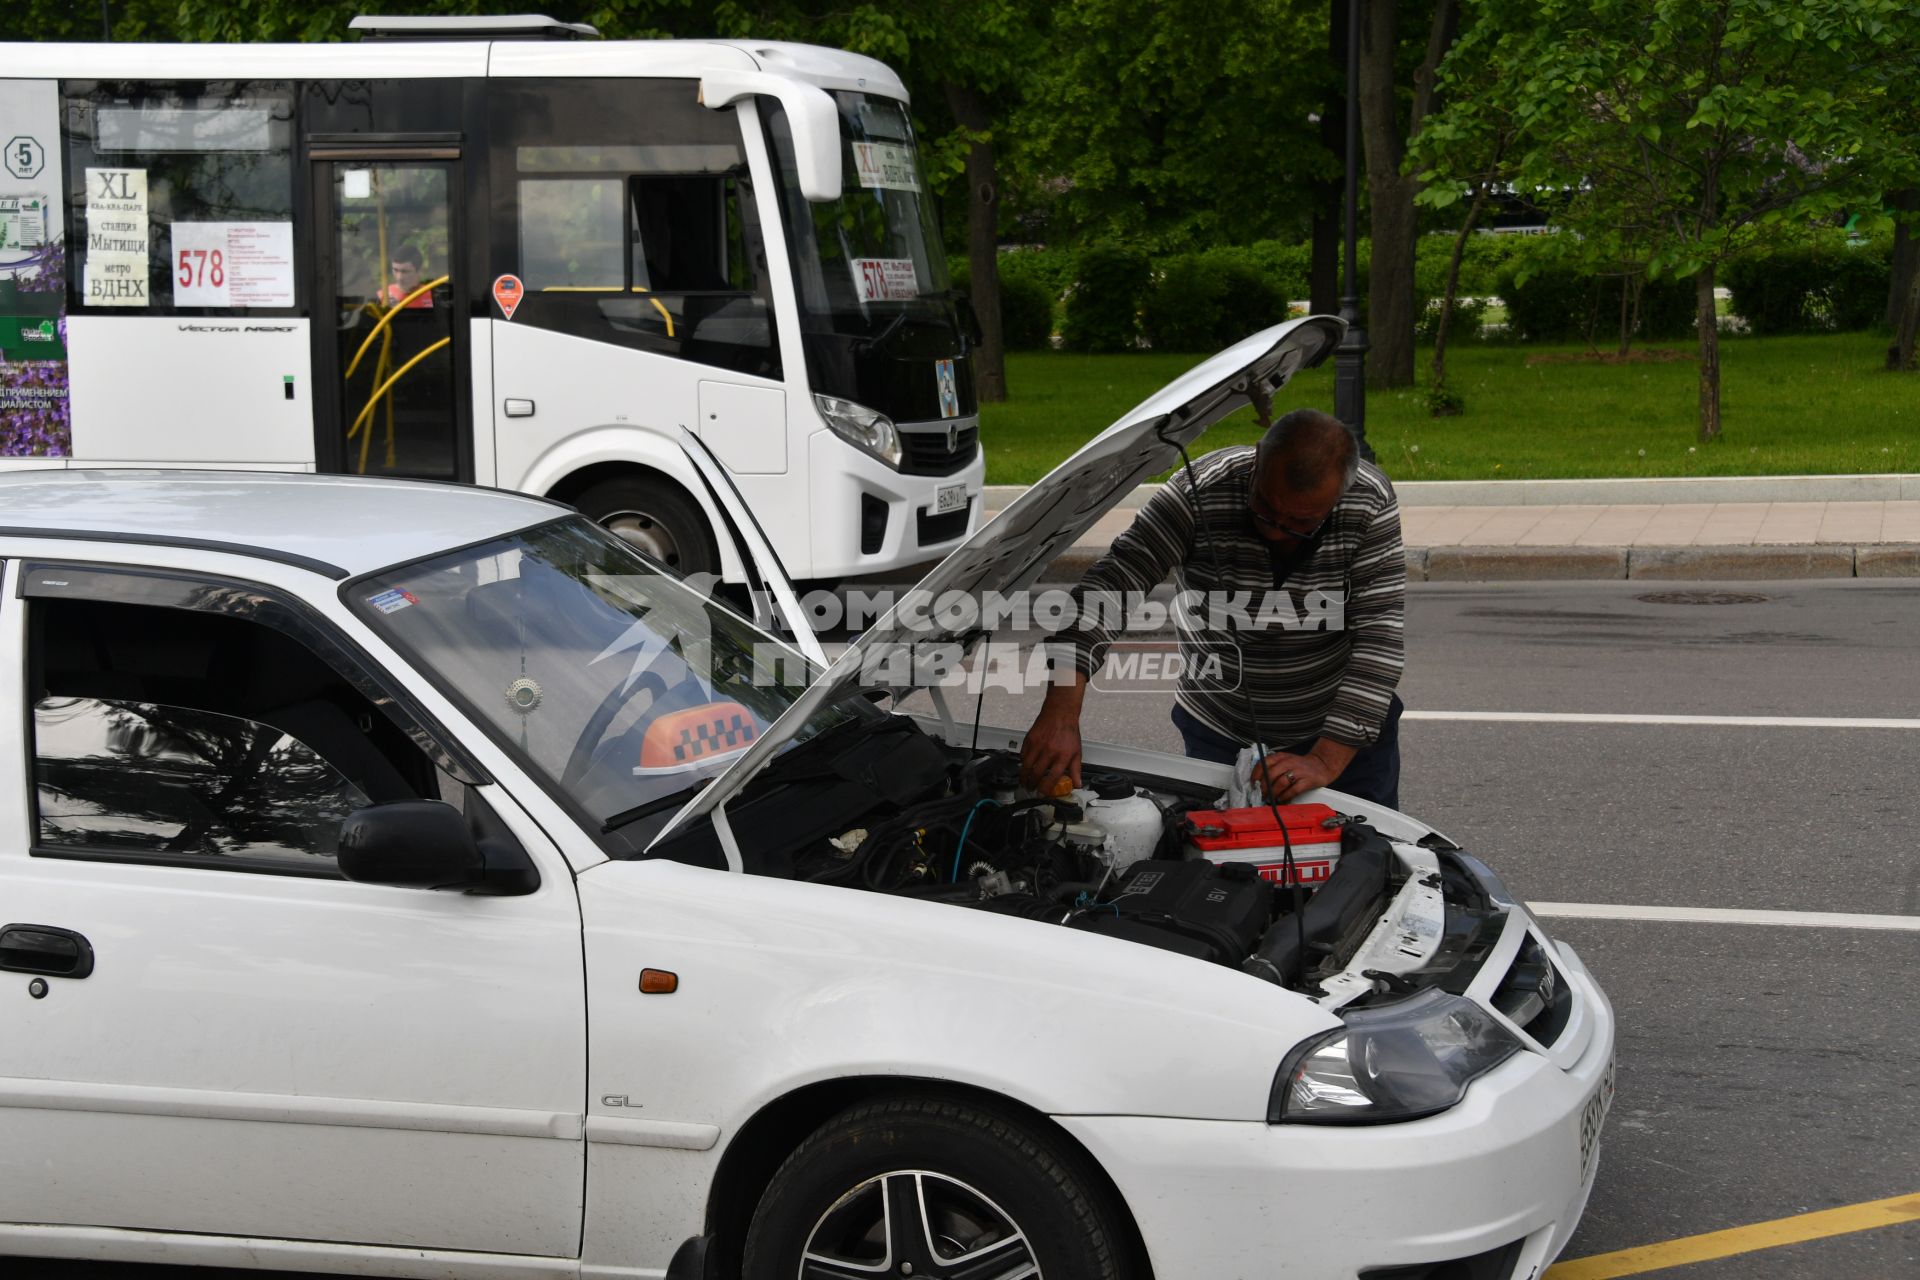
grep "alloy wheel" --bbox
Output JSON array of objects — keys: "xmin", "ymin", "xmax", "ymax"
[{"xmin": 798, "ymin": 1169, "xmax": 1042, "ymax": 1280}]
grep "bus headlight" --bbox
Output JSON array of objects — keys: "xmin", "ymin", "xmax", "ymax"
[
  {"xmin": 1270, "ymin": 990, "xmax": 1521, "ymax": 1124},
  {"xmin": 814, "ymin": 394, "xmax": 902, "ymax": 469}
]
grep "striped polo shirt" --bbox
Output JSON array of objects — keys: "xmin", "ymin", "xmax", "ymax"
[{"xmin": 1058, "ymin": 445, "xmax": 1406, "ymax": 747}]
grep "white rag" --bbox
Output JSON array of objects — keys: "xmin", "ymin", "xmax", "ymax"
[{"xmin": 1219, "ymin": 743, "xmax": 1273, "ymax": 810}]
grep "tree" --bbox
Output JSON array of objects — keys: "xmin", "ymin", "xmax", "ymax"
[
  {"xmin": 1440, "ymin": 0, "xmax": 1915, "ymax": 441},
  {"xmin": 638, "ymin": 2, "xmax": 1045, "ymax": 404},
  {"xmin": 1356, "ymin": 0, "xmax": 1461, "ymax": 390},
  {"xmin": 1308, "ymin": 0, "xmax": 1350, "ymax": 315},
  {"xmin": 1409, "ymin": 34, "xmax": 1516, "ymax": 409},
  {"xmin": 1018, "ymin": 0, "xmax": 1329, "ymax": 252},
  {"xmin": 1887, "ymin": 189, "xmax": 1919, "ymax": 335}
]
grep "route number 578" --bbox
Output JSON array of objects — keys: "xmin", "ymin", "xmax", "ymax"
[{"xmin": 178, "ymin": 248, "xmax": 225, "ymax": 288}]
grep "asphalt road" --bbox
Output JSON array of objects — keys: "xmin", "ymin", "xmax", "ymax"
[
  {"xmin": 12, "ymin": 579, "xmax": 1919, "ymax": 1279},
  {"xmin": 1014, "ymin": 579, "xmax": 1920, "ymax": 1276}
]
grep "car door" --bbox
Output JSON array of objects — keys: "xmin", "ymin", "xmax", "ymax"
[{"xmin": 0, "ymin": 557, "xmax": 587, "ymax": 1258}]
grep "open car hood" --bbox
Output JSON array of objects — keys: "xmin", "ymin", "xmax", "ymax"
[{"xmin": 651, "ymin": 315, "xmax": 1344, "ymax": 852}]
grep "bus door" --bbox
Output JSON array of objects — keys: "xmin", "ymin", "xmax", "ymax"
[{"xmin": 309, "ymin": 146, "xmax": 470, "ymax": 481}]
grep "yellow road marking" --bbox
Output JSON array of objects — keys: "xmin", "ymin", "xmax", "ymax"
[{"xmin": 1546, "ymin": 1193, "xmax": 1920, "ymax": 1278}]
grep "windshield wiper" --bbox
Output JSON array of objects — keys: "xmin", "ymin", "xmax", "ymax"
[
  {"xmin": 601, "ymin": 783, "xmax": 710, "ymax": 834},
  {"xmin": 857, "ymin": 288, "xmax": 957, "ymax": 353}
]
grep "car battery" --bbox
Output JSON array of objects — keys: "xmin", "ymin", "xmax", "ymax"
[{"xmin": 1183, "ymin": 802, "xmax": 1344, "ymax": 887}]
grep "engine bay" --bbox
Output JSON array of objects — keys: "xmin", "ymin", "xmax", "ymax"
[{"xmin": 646, "ymin": 714, "xmax": 1473, "ymax": 995}]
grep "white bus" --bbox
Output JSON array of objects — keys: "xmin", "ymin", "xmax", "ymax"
[{"xmin": 0, "ymin": 14, "xmax": 985, "ymax": 581}]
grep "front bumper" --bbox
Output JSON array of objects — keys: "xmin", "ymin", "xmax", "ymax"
[
  {"xmin": 1057, "ymin": 942, "xmax": 1615, "ymax": 1280},
  {"xmin": 804, "ymin": 429, "xmax": 985, "ymax": 580}
]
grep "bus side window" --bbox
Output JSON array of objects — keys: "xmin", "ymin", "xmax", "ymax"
[
  {"xmin": 62, "ymin": 81, "xmax": 296, "ymax": 315},
  {"xmin": 494, "ymin": 78, "xmax": 779, "ymax": 381}
]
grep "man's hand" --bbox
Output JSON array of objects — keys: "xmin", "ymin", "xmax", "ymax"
[
  {"xmin": 1253, "ymin": 738, "xmax": 1356, "ymax": 803},
  {"xmin": 1021, "ymin": 677, "xmax": 1087, "ymax": 792}
]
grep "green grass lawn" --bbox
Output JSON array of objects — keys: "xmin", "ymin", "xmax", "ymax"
[{"xmin": 981, "ymin": 331, "xmax": 1919, "ymax": 485}]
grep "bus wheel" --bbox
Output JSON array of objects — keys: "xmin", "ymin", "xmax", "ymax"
[{"xmin": 575, "ymin": 475, "xmax": 719, "ymax": 576}]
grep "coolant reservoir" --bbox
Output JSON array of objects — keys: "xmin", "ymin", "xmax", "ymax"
[{"xmin": 1079, "ymin": 787, "xmax": 1165, "ymax": 869}]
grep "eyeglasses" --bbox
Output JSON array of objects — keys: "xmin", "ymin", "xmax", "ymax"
[{"xmin": 1249, "ymin": 495, "xmax": 1329, "ymax": 541}]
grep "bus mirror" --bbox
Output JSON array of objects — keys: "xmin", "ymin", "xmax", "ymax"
[{"xmin": 700, "ymin": 71, "xmax": 843, "ymax": 202}]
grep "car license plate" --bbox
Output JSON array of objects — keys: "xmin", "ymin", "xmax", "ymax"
[
  {"xmin": 935, "ymin": 483, "xmax": 969, "ymax": 515},
  {"xmin": 1578, "ymin": 1055, "xmax": 1616, "ymax": 1181}
]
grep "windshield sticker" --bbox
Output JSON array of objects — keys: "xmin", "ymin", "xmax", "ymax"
[
  {"xmin": 851, "ymin": 142, "xmax": 920, "ymax": 193},
  {"xmin": 83, "ymin": 167, "xmax": 148, "ymax": 307},
  {"xmin": 367, "ymin": 587, "xmax": 418, "ymax": 615},
  {"xmin": 171, "ymin": 221, "xmax": 294, "ymax": 308},
  {"xmin": 492, "ymin": 273, "xmax": 524, "ymax": 320},
  {"xmin": 852, "ymin": 257, "xmax": 919, "ymax": 304},
  {"xmin": 936, "ymin": 358, "xmax": 958, "ymax": 418}
]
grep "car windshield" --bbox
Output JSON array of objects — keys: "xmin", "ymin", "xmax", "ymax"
[
  {"xmin": 768, "ymin": 91, "xmax": 952, "ymax": 338},
  {"xmin": 353, "ymin": 517, "xmax": 869, "ymax": 830}
]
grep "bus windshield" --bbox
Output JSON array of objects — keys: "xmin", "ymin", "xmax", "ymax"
[
  {"xmin": 775, "ymin": 93, "xmax": 949, "ymax": 326},
  {"xmin": 767, "ymin": 92, "xmax": 972, "ymax": 423}
]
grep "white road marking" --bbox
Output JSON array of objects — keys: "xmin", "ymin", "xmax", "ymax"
[
  {"xmin": 1407, "ymin": 710, "xmax": 1920, "ymax": 730},
  {"xmin": 1532, "ymin": 902, "xmax": 1920, "ymax": 931}
]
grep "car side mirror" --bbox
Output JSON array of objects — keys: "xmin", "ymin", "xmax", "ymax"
[{"xmin": 338, "ymin": 800, "xmax": 490, "ymax": 892}]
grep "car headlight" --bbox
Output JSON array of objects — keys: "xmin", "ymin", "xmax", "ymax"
[
  {"xmin": 814, "ymin": 394, "xmax": 902, "ymax": 468},
  {"xmin": 1270, "ymin": 989, "xmax": 1522, "ymax": 1124}
]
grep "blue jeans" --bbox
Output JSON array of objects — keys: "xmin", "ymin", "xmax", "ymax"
[{"xmin": 1171, "ymin": 695, "xmax": 1404, "ymax": 810}]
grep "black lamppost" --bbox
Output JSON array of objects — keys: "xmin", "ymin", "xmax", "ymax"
[{"xmin": 1333, "ymin": 0, "xmax": 1373, "ymax": 460}]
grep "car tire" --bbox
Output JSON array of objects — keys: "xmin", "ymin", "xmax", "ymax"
[
  {"xmin": 573, "ymin": 474, "xmax": 719, "ymax": 576},
  {"xmin": 742, "ymin": 1094, "xmax": 1140, "ymax": 1280}
]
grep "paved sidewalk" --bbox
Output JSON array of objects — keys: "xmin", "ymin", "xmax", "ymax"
[{"xmin": 983, "ymin": 496, "xmax": 1920, "ymax": 582}]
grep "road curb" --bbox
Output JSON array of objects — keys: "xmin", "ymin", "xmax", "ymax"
[
  {"xmin": 984, "ymin": 473, "xmax": 1920, "ymax": 512},
  {"xmin": 1026, "ymin": 542, "xmax": 1914, "ymax": 584},
  {"xmin": 1627, "ymin": 545, "xmax": 1856, "ymax": 580},
  {"xmin": 1427, "ymin": 546, "xmax": 1628, "ymax": 582},
  {"xmin": 1855, "ymin": 545, "xmax": 1920, "ymax": 578}
]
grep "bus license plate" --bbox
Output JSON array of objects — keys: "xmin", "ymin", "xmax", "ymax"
[
  {"xmin": 935, "ymin": 484, "xmax": 969, "ymax": 515},
  {"xmin": 1578, "ymin": 1056, "xmax": 1615, "ymax": 1182}
]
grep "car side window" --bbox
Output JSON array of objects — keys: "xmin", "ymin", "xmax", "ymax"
[
  {"xmin": 25, "ymin": 583, "xmax": 452, "ymax": 877},
  {"xmin": 34, "ymin": 698, "xmax": 371, "ymax": 867}
]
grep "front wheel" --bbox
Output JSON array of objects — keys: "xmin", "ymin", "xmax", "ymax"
[
  {"xmin": 572, "ymin": 474, "xmax": 718, "ymax": 577},
  {"xmin": 743, "ymin": 1096, "xmax": 1140, "ymax": 1280}
]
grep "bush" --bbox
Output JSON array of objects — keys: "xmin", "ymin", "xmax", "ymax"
[
  {"xmin": 1499, "ymin": 261, "xmax": 1697, "ymax": 344},
  {"xmin": 1062, "ymin": 244, "xmax": 1150, "ymax": 352},
  {"xmin": 950, "ymin": 261, "xmax": 1057, "ymax": 351},
  {"xmin": 1498, "ymin": 262, "xmax": 1601, "ymax": 342},
  {"xmin": 1455, "ymin": 233, "xmax": 1536, "ymax": 298},
  {"xmin": 1140, "ymin": 253, "xmax": 1289, "ymax": 351},
  {"xmin": 1416, "ymin": 294, "xmax": 1489, "ymax": 344},
  {"xmin": 999, "ymin": 245, "xmax": 1077, "ymax": 304},
  {"xmin": 1638, "ymin": 273, "xmax": 1698, "ymax": 340},
  {"xmin": 1234, "ymin": 240, "xmax": 1314, "ymax": 308},
  {"xmin": 998, "ymin": 273, "xmax": 1057, "ymax": 350},
  {"xmin": 1413, "ymin": 232, "xmax": 1533, "ymax": 338},
  {"xmin": 1724, "ymin": 234, "xmax": 1893, "ymax": 334}
]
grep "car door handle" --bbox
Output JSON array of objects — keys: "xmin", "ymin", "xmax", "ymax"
[
  {"xmin": 503, "ymin": 398, "xmax": 535, "ymax": 418},
  {"xmin": 0, "ymin": 924, "xmax": 95, "ymax": 979}
]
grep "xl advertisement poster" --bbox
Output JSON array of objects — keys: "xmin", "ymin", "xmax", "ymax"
[{"xmin": 0, "ymin": 80, "xmax": 69, "ymax": 456}]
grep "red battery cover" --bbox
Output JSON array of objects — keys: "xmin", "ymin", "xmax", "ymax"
[{"xmin": 1184, "ymin": 803, "xmax": 1344, "ymax": 887}]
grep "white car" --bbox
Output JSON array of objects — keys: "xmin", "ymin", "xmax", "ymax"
[{"xmin": 0, "ymin": 318, "xmax": 1612, "ymax": 1280}]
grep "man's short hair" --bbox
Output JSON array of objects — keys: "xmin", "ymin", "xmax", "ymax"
[
  {"xmin": 391, "ymin": 243, "xmax": 425, "ymax": 269},
  {"xmin": 1255, "ymin": 408, "xmax": 1360, "ymax": 493}
]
